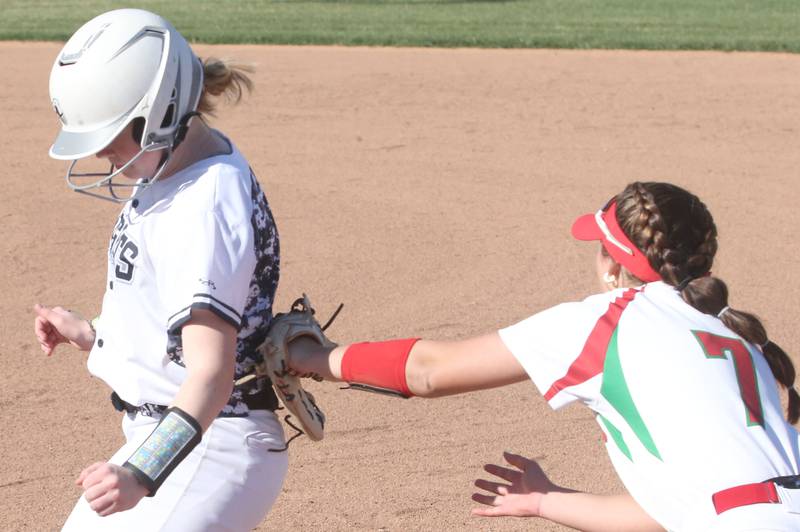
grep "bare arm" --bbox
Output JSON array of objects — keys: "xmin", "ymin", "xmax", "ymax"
[
  {"xmin": 290, "ymin": 331, "xmax": 528, "ymax": 398},
  {"xmin": 170, "ymin": 308, "xmax": 237, "ymax": 430},
  {"xmin": 539, "ymin": 492, "xmax": 663, "ymax": 532},
  {"xmin": 405, "ymin": 333, "xmax": 529, "ymax": 397}
]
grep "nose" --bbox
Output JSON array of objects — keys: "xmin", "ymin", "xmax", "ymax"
[{"xmin": 96, "ymin": 145, "xmax": 112, "ymax": 159}]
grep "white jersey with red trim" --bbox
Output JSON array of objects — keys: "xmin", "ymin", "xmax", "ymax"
[
  {"xmin": 499, "ymin": 281, "xmax": 800, "ymax": 530},
  {"xmin": 87, "ymin": 138, "xmax": 279, "ymax": 411}
]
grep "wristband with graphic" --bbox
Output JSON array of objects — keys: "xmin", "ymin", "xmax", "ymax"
[{"xmin": 122, "ymin": 406, "xmax": 202, "ymax": 496}]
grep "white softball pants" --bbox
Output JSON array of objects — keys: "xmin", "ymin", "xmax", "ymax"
[{"xmin": 62, "ymin": 409, "xmax": 289, "ymax": 532}]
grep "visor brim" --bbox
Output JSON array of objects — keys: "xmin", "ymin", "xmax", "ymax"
[
  {"xmin": 49, "ymin": 114, "xmax": 131, "ymax": 161},
  {"xmin": 571, "ymin": 213, "xmax": 603, "ymax": 241}
]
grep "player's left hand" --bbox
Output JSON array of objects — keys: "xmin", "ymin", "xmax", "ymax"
[
  {"xmin": 471, "ymin": 451, "xmax": 558, "ymax": 518},
  {"xmin": 33, "ymin": 304, "xmax": 95, "ymax": 355},
  {"xmin": 76, "ymin": 461, "xmax": 149, "ymax": 516}
]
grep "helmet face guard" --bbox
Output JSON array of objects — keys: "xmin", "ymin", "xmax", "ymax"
[
  {"xmin": 62, "ymin": 139, "xmax": 170, "ymax": 202},
  {"xmin": 48, "ymin": 9, "xmax": 203, "ymax": 202}
]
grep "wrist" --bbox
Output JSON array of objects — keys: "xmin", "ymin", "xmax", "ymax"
[
  {"xmin": 537, "ymin": 487, "xmax": 579, "ymax": 522},
  {"xmin": 288, "ymin": 337, "xmax": 338, "ymax": 380},
  {"xmin": 123, "ymin": 407, "xmax": 202, "ymax": 496},
  {"xmin": 340, "ymin": 339, "xmax": 419, "ymax": 397},
  {"xmin": 535, "ymin": 491, "xmax": 551, "ymax": 519},
  {"xmin": 123, "ymin": 463, "xmax": 154, "ymax": 496},
  {"xmin": 82, "ymin": 318, "xmax": 98, "ymax": 350}
]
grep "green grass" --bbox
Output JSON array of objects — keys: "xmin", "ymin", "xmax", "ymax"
[{"xmin": 3, "ymin": 0, "xmax": 800, "ymax": 52}]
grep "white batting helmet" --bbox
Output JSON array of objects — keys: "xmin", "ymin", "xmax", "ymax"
[{"xmin": 49, "ymin": 8, "xmax": 203, "ymax": 201}]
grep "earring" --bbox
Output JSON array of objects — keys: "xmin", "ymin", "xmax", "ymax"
[{"xmin": 603, "ymin": 272, "xmax": 617, "ymax": 286}]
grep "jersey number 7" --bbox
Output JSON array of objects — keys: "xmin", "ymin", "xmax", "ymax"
[{"xmin": 692, "ymin": 331, "xmax": 764, "ymax": 427}]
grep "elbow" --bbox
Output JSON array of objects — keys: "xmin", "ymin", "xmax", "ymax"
[
  {"xmin": 218, "ymin": 377, "xmax": 234, "ymax": 404},
  {"xmin": 208, "ymin": 376, "xmax": 234, "ymax": 418},
  {"xmin": 190, "ymin": 364, "xmax": 234, "ymax": 408},
  {"xmin": 406, "ymin": 354, "xmax": 441, "ymax": 398}
]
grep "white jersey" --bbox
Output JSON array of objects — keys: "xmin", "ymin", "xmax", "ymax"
[
  {"xmin": 88, "ymin": 137, "xmax": 280, "ymax": 415},
  {"xmin": 499, "ymin": 281, "xmax": 800, "ymax": 530}
]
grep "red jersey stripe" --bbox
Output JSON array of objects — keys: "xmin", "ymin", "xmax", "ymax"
[{"xmin": 543, "ymin": 288, "xmax": 640, "ymax": 402}]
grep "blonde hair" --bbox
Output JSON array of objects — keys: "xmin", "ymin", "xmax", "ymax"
[{"xmin": 197, "ymin": 57, "xmax": 254, "ymax": 116}]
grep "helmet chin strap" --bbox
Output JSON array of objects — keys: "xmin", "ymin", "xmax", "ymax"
[
  {"xmin": 173, "ymin": 111, "xmax": 199, "ymax": 151},
  {"xmin": 64, "ymin": 112, "xmax": 200, "ymax": 203}
]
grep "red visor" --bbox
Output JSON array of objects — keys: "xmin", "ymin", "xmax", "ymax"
[{"xmin": 571, "ymin": 200, "xmax": 661, "ymax": 283}]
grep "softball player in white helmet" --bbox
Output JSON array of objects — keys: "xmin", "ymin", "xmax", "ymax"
[
  {"xmin": 34, "ymin": 9, "xmax": 289, "ymax": 530},
  {"xmin": 286, "ymin": 182, "xmax": 800, "ymax": 530}
]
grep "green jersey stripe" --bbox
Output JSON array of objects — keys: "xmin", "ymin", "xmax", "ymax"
[{"xmin": 601, "ymin": 328, "xmax": 662, "ymax": 461}]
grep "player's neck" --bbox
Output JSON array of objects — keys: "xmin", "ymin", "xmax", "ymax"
[{"xmin": 160, "ymin": 120, "xmax": 231, "ymax": 179}]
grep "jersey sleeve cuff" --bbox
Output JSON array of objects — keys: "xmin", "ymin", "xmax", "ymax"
[{"xmin": 167, "ymin": 293, "xmax": 243, "ymax": 332}]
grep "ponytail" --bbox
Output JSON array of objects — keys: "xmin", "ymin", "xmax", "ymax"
[
  {"xmin": 679, "ymin": 276, "xmax": 799, "ymax": 424},
  {"xmin": 197, "ymin": 57, "xmax": 254, "ymax": 116}
]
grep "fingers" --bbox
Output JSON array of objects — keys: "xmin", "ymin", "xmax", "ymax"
[
  {"xmin": 471, "ymin": 491, "xmax": 513, "ymax": 518},
  {"xmin": 502, "ymin": 451, "xmax": 531, "ymax": 470},
  {"xmin": 34, "ymin": 314, "xmax": 49, "ymax": 341},
  {"xmin": 471, "ymin": 492, "xmax": 500, "ymax": 507},
  {"xmin": 84, "ymin": 483, "xmax": 120, "ymax": 516},
  {"xmin": 79, "ymin": 463, "xmax": 123, "ymax": 516},
  {"xmin": 34, "ymin": 317, "xmax": 55, "ymax": 355},
  {"xmin": 34, "ymin": 305, "xmax": 63, "ymax": 356},
  {"xmin": 471, "ymin": 506, "xmax": 504, "ymax": 517},
  {"xmin": 96, "ymin": 496, "xmax": 120, "ymax": 517},
  {"xmin": 33, "ymin": 304, "xmax": 59, "ymax": 323},
  {"xmin": 76, "ymin": 461, "xmax": 106, "ymax": 487},
  {"xmin": 483, "ymin": 463, "xmax": 520, "ymax": 483},
  {"xmin": 84, "ymin": 481, "xmax": 113, "ymax": 508},
  {"xmin": 33, "ymin": 304, "xmax": 76, "ymax": 328},
  {"xmin": 34, "ymin": 307, "xmax": 52, "ymax": 340},
  {"xmin": 474, "ymin": 478, "xmax": 507, "ymax": 495}
]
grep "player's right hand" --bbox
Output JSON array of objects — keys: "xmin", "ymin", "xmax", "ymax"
[{"xmin": 33, "ymin": 304, "xmax": 96, "ymax": 355}]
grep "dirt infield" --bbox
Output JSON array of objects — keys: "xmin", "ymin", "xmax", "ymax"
[{"xmin": 2, "ymin": 42, "xmax": 800, "ymax": 531}]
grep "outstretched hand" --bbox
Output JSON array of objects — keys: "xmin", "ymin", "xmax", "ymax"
[
  {"xmin": 33, "ymin": 304, "xmax": 95, "ymax": 355},
  {"xmin": 471, "ymin": 451, "xmax": 562, "ymax": 518},
  {"xmin": 76, "ymin": 462, "xmax": 149, "ymax": 517}
]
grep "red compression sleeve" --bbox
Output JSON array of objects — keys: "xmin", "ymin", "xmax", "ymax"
[{"xmin": 341, "ymin": 338, "xmax": 420, "ymax": 397}]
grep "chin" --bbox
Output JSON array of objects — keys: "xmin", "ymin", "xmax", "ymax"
[{"xmin": 120, "ymin": 171, "xmax": 144, "ymax": 181}]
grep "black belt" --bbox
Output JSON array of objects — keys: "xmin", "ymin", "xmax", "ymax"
[
  {"xmin": 241, "ymin": 388, "xmax": 279, "ymax": 411},
  {"xmin": 111, "ymin": 391, "xmax": 148, "ymax": 415},
  {"xmin": 111, "ymin": 388, "xmax": 279, "ymax": 417},
  {"xmin": 771, "ymin": 474, "xmax": 800, "ymax": 489}
]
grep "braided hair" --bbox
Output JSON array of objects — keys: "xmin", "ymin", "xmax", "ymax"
[{"xmin": 614, "ymin": 182, "xmax": 799, "ymax": 424}]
